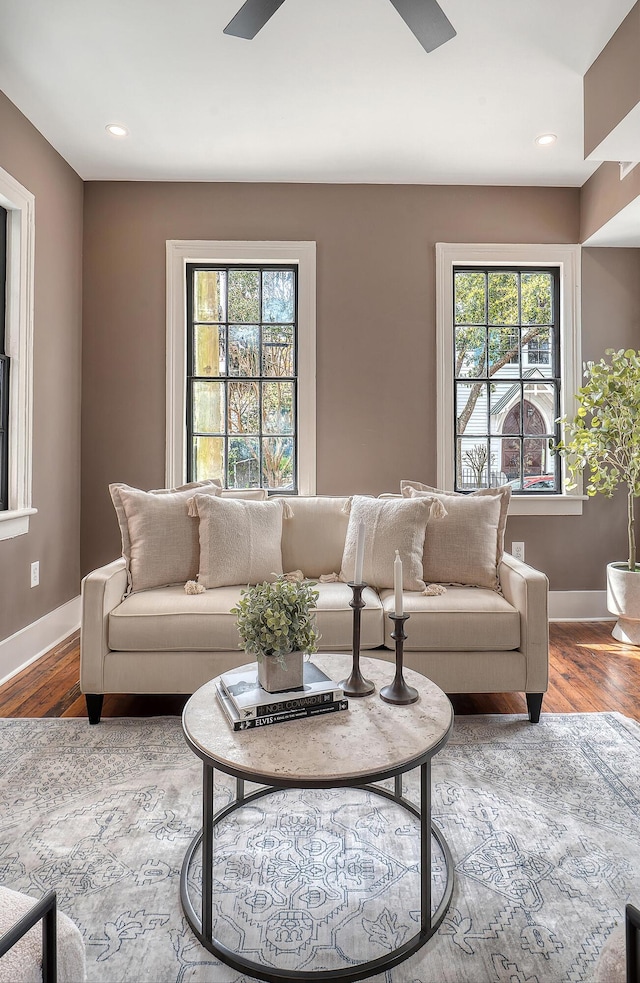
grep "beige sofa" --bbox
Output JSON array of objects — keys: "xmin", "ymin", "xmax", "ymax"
[{"xmin": 81, "ymin": 492, "xmax": 549, "ymax": 724}]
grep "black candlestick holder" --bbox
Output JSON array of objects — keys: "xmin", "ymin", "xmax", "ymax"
[
  {"xmin": 380, "ymin": 613, "xmax": 419, "ymax": 705},
  {"xmin": 339, "ymin": 582, "xmax": 375, "ymax": 698}
]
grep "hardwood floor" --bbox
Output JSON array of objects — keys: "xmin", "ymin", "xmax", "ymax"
[{"xmin": 1, "ymin": 621, "xmax": 639, "ymax": 722}]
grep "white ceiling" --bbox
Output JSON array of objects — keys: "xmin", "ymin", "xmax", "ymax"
[{"xmin": 0, "ymin": 0, "xmax": 635, "ymax": 185}]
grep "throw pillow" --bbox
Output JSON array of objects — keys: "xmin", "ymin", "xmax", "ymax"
[
  {"xmin": 276, "ymin": 495, "xmax": 351, "ymax": 579},
  {"xmin": 189, "ymin": 494, "xmax": 285, "ymax": 588},
  {"xmin": 339, "ymin": 495, "xmax": 444, "ymax": 590},
  {"xmin": 400, "ymin": 480, "xmax": 511, "ymax": 590},
  {"xmin": 109, "ymin": 480, "xmax": 221, "ymax": 593},
  {"xmin": 148, "ymin": 479, "xmax": 222, "ymax": 495},
  {"xmin": 220, "ymin": 488, "xmax": 268, "ymax": 500}
]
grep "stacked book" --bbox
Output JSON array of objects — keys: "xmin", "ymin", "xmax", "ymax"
[{"xmin": 216, "ymin": 661, "xmax": 348, "ymax": 731}]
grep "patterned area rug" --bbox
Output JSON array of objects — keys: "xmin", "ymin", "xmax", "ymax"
[{"xmin": 0, "ymin": 712, "xmax": 638, "ymax": 982}]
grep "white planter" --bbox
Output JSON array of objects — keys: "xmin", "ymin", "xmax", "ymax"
[
  {"xmin": 257, "ymin": 650, "xmax": 304, "ymax": 693},
  {"xmin": 606, "ymin": 562, "xmax": 640, "ymax": 644}
]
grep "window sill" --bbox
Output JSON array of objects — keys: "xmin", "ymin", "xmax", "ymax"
[
  {"xmin": 508, "ymin": 496, "xmax": 585, "ymax": 516},
  {"xmin": 0, "ymin": 507, "xmax": 37, "ymax": 540}
]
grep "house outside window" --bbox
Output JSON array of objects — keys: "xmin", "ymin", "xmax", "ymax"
[
  {"xmin": 186, "ymin": 263, "xmax": 298, "ymax": 492},
  {"xmin": 453, "ymin": 266, "xmax": 560, "ymax": 493},
  {"xmin": 166, "ymin": 241, "xmax": 316, "ymax": 496},
  {"xmin": 436, "ymin": 243, "xmax": 583, "ymax": 517}
]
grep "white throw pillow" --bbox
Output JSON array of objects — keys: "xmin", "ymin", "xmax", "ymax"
[
  {"xmin": 148, "ymin": 479, "xmax": 222, "ymax": 495},
  {"xmin": 189, "ymin": 494, "xmax": 285, "ymax": 588},
  {"xmin": 401, "ymin": 481, "xmax": 511, "ymax": 590},
  {"xmin": 339, "ymin": 495, "xmax": 443, "ymax": 590},
  {"xmin": 220, "ymin": 488, "xmax": 268, "ymax": 500},
  {"xmin": 109, "ymin": 480, "xmax": 221, "ymax": 593},
  {"xmin": 276, "ymin": 495, "xmax": 351, "ymax": 579}
]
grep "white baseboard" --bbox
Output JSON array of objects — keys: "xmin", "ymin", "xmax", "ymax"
[
  {"xmin": 549, "ymin": 590, "xmax": 613, "ymax": 622},
  {"xmin": 0, "ymin": 595, "xmax": 81, "ymax": 687}
]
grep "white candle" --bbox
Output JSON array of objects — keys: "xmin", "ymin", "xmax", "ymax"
[
  {"xmin": 394, "ymin": 550, "xmax": 403, "ymax": 616},
  {"xmin": 354, "ymin": 520, "xmax": 366, "ymax": 584}
]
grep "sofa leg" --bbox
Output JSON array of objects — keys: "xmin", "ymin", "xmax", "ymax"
[
  {"xmin": 85, "ymin": 694, "xmax": 104, "ymax": 725},
  {"xmin": 526, "ymin": 693, "xmax": 543, "ymax": 723}
]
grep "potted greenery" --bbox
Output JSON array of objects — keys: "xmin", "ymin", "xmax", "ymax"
[
  {"xmin": 231, "ymin": 577, "xmax": 320, "ymax": 692},
  {"xmin": 557, "ymin": 348, "xmax": 640, "ymax": 643}
]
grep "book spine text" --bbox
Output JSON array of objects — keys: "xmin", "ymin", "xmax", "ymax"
[{"xmin": 226, "ymin": 699, "xmax": 349, "ymax": 731}]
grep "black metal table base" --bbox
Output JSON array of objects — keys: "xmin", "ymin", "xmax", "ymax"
[{"xmin": 180, "ymin": 764, "xmax": 454, "ymax": 983}]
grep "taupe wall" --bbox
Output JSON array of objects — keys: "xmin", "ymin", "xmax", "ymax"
[
  {"xmin": 80, "ymin": 179, "xmax": 634, "ymax": 591},
  {"xmin": 583, "ymin": 0, "xmax": 640, "ymax": 158},
  {"xmin": 580, "ymin": 160, "xmax": 640, "ymax": 243},
  {"xmin": 509, "ymin": 247, "xmax": 640, "ymax": 588},
  {"xmin": 0, "ymin": 92, "xmax": 83, "ymax": 642}
]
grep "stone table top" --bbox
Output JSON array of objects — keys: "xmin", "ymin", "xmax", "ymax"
[{"xmin": 182, "ymin": 653, "xmax": 453, "ymax": 785}]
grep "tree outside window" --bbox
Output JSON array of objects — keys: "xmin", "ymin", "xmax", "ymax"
[
  {"xmin": 453, "ymin": 267, "xmax": 560, "ymax": 492},
  {"xmin": 187, "ymin": 264, "xmax": 297, "ymax": 492}
]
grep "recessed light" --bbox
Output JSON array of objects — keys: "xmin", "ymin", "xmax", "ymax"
[
  {"xmin": 106, "ymin": 123, "xmax": 128, "ymax": 137},
  {"xmin": 535, "ymin": 133, "xmax": 557, "ymax": 147}
]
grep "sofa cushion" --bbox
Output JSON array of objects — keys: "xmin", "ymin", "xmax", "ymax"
[
  {"xmin": 109, "ymin": 480, "xmax": 221, "ymax": 593},
  {"xmin": 109, "ymin": 582, "xmax": 384, "ymax": 652},
  {"xmin": 380, "ymin": 586, "xmax": 520, "ymax": 651},
  {"xmin": 189, "ymin": 494, "xmax": 285, "ymax": 588},
  {"xmin": 401, "ymin": 481, "xmax": 511, "ymax": 590},
  {"xmin": 340, "ymin": 495, "xmax": 443, "ymax": 590},
  {"xmin": 312, "ymin": 582, "xmax": 384, "ymax": 650},
  {"xmin": 277, "ymin": 496, "xmax": 350, "ymax": 578}
]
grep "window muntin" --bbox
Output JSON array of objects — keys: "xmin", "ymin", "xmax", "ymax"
[
  {"xmin": 186, "ymin": 263, "xmax": 298, "ymax": 492},
  {"xmin": 453, "ymin": 266, "xmax": 560, "ymax": 493}
]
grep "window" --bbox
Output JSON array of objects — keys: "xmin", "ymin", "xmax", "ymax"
[
  {"xmin": 186, "ymin": 264, "xmax": 298, "ymax": 491},
  {"xmin": 436, "ymin": 244, "xmax": 583, "ymax": 517},
  {"xmin": 526, "ymin": 333, "xmax": 550, "ymax": 366},
  {"xmin": 503, "ymin": 329, "xmax": 519, "ymax": 364},
  {"xmin": 0, "ymin": 167, "xmax": 35, "ymax": 540},
  {"xmin": 0, "ymin": 206, "xmax": 8, "ymax": 510},
  {"xmin": 453, "ymin": 266, "xmax": 560, "ymax": 493},
  {"xmin": 166, "ymin": 241, "xmax": 316, "ymax": 495}
]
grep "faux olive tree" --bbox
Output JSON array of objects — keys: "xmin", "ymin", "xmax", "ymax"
[{"xmin": 557, "ymin": 348, "xmax": 640, "ymax": 571}]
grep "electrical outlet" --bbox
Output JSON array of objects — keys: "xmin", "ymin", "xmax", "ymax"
[
  {"xmin": 30, "ymin": 561, "xmax": 39, "ymax": 588},
  {"xmin": 511, "ymin": 542, "xmax": 525, "ymax": 562}
]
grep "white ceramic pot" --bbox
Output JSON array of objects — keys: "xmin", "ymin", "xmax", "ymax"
[
  {"xmin": 606, "ymin": 562, "xmax": 640, "ymax": 644},
  {"xmin": 257, "ymin": 650, "xmax": 304, "ymax": 693}
]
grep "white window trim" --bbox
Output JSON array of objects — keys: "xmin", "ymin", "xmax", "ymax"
[
  {"xmin": 166, "ymin": 240, "xmax": 316, "ymax": 495},
  {"xmin": 436, "ymin": 243, "xmax": 584, "ymax": 516},
  {"xmin": 0, "ymin": 166, "xmax": 36, "ymax": 541}
]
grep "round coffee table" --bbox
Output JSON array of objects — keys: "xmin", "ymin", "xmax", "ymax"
[{"xmin": 181, "ymin": 653, "xmax": 454, "ymax": 983}]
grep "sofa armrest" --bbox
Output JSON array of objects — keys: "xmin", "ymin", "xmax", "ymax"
[
  {"xmin": 0, "ymin": 890, "xmax": 57, "ymax": 983},
  {"xmin": 499, "ymin": 552, "xmax": 549, "ymax": 693},
  {"xmin": 80, "ymin": 557, "xmax": 127, "ymax": 694}
]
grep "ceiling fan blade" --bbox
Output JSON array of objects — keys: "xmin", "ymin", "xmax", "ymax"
[
  {"xmin": 223, "ymin": 0, "xmax": 286, "ymax": 39},
  {"xmin": 388, "ymin": 0, "xmax": 456, "ymax": 53}
]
